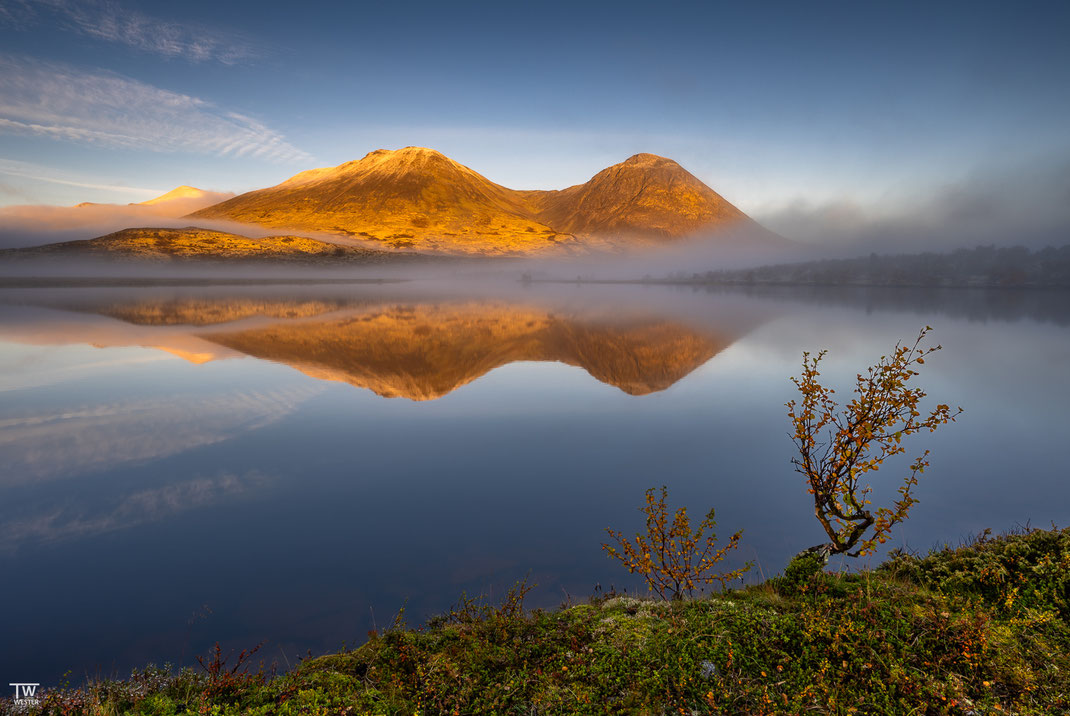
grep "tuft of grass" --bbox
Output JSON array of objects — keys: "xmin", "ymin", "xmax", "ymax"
[{"xmin": 5, "ymin": 527, "xmax": 1069, "ymax": 715}]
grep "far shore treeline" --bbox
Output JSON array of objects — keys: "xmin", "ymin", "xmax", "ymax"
[{"xmin": 671, "ymin": 244, "xmax": 1070, "ymax": 288}]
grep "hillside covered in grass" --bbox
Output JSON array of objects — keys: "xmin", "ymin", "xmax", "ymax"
[
  {"xmin": 0, "ymin": 227, "xmax": 432, "ymax": 264},
  {"xmin": 7, "ymin": 527, "xmax": 1068, "ymax": 715}
]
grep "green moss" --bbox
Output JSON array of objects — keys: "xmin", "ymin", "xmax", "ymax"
[{"xmin": 9, "ymin": 527, "xmax": 1070, "ymax": 715}]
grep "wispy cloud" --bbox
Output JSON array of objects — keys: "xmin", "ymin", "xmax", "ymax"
[
  {"xmin": 0, "ymin": 470, "xmax": 272, "ymax": 548},
  {"xmin": 0, "ymin": 158, "xmax": 161, "ymax": 195},
  {"xmin": 0, "ymin": 0, "xmax": 34, "ymax": 29},
  {"xmin": 0, "ymin": 385, "xmax": 320, "ymax": 485},
  {"xmin": 0, "ymin": 56, "xmax": 311, "ymax": 162},
  {"xmin": 1, "ymin": 0, "xmax": 260, "ymax": 64}
]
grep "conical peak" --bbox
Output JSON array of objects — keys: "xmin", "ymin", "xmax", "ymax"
[
  {"xmin": 139, "ymin": 185, "xmax": 208, "ymax": 205},
  {"xmin": 616, "ymin": 153, "xmax": 685, "ymax": 171},
  {"xmin": 623, "ymin": 152, "xmax": 670, "ymax": 164},
  {"xmin": 397, "ymin": 146, "xmax": 443, "ymax": 156},
  {"xmin": 578, "ymin": 153, "xmax": 697, "ymax": 190},
  {"xmin": 361, "ymin": 146, "xmax": 449, "ymax": 162},
  {"xmin": 281, "ymin": 148, "xmax": 455, "ymax": 185}
]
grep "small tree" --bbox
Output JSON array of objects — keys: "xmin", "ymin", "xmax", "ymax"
[
  {"xmin": 603, "ymin": 486, "xmax": 752, "ymax": 600},
  {"xmin": 787, "ymin": 326, "xmax": 962, "ymax": 557}
]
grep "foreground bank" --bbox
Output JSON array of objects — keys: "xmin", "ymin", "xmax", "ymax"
[{"xmin": 5, "ymin": 527, "xmax": 1068, "ymax": 715}]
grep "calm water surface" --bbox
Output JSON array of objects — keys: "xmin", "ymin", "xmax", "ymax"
[{"xmin": 1, "ymin": 281, "xmax": 1067, "ymax": 683}]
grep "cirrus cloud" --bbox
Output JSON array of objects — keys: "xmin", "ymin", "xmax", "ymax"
[
  {"xmin": 0, "ymin": 55, "xmax": 311, "ymax": 163},
  {"xmin": 0, "ymin": 0, "xmax": 261, "ymax": 64}
]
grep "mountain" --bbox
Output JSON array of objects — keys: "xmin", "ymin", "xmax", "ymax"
[
  {"xmin": 135, "ymin": 185, "xmax": 232, "ymax": 212},
  {"xmin": 525, "ymin": 153, "xmax": 746, "ymax": 237},
  {"xmin": 188, "ymin": 147, "xmax": 784, "ymax": 255},
  {"xmin": 73, "ymin": 186, "xmax": 234, "ymax": 216},
  {"xmin": 189, "ymin": 147, "xmax": 577, "ymax": 254}
]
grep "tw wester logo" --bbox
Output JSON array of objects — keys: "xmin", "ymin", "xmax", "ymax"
[{"xmin": 9, "ymin": 682, "xmax": 40, "ymax": 706}]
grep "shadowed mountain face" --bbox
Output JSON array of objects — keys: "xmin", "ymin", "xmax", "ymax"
[
  {"xmin": 187, "ymin": 147, "xmax": 784, "ymax": 255},
  {"xmin": 200, "ymin": 302, "xmax": 735, "ymax": 399}
]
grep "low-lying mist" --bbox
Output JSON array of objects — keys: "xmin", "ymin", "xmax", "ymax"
[
  {"xmin": 754, "ymin": 156, "xmax": 1070, "ymax": 255},
  {"xmin": 0, "ymin": 196, "xmax": 237, "ymax": 249}
]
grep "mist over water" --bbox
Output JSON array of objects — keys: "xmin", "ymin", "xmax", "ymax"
[
  {"xmin": 1, "ymin": 279, "xmax": 1068, "ymax": 684},
  {"xmin": 754, "ymin": 155, "xmax": 1070, "ymax": 255}
]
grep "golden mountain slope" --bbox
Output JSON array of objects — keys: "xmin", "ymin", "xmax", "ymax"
[
  {"xmin": 201, "ymin": 302, "xmax": 735, "ymax": 400},
  {"xmin": 190, "ymin": 147, "xmax": 575, "ymax": 254},
  {"xmin": 187, "ymin": 147, "xmax": 784, "ymax": 255},
  {"xmin": 6, "ymin": 227, "xmax": 420, "ymax": 263},
  {"xmin": 525, "ymin": 153, "xmax": 779, "ymax": 244}
]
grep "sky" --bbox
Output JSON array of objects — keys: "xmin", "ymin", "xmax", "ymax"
[{"xmin": 0, "ymin": 0, "xmax": 1069, "ymax": 250}]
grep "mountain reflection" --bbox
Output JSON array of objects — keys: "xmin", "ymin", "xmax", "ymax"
[
  {"xmin": 200, "ymin": 301, "xmax": 740, "ymax": 400},
  {"xmin": 95, "ymin": 297, "xmax": 360, "ymax": 325},
  {"xmin": 1, "ymin": 292, "xmax": 756, "ymax": 400}
]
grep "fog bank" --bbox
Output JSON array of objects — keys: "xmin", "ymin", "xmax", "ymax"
[{"xmin": 755, "ymin": 157, "xmax": 1070, "ymax": 254}]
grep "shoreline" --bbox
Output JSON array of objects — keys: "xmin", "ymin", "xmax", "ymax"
[{"xmin": 6, "ymin": 526, "xmax": 1068, "ymax": 715}]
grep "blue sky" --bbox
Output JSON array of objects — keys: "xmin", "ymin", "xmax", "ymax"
[{"xmin": 1, "ymin": 0, "xmax": 1068, "ymax": 247}]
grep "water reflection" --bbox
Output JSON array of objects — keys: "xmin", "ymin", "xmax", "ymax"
[
  {"xmin": 0, "ymin": 386, "xmax": 318, "ymax": 486},
  {"xmin": 202, "ymin": 302, "xmax": 745, "ymax": 399},
  {"xmin": 96, "ymin": 296, "xmax": 359, "ymax": 326},
  {"xmin": 2, "ymin": 282, "xmax": 1067, "ymax": 686},
  {"xmin": 1, "ymin": 469, "xmax": 271, "ymax": 548},
  {"xmin": 1, "ymin": 291, "xmax": 765, "ymax": 399}
]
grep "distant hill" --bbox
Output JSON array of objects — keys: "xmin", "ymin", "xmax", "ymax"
[
  {"xmin": 135, "ymin": 185, "xmax": 233, "ymax": 212},
  {"xmin": 0, "ymin": 227, "xmax": 428, "ymax": 263},
  {"xmin": 188, "ymin": 147, "xmax": 785, "ymax": 256},
  {"xmin": 74, "ymin": 186, "xmax": 234, "ymax": 216}
]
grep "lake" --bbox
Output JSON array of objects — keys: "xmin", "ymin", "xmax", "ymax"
[{"xmin": 1, "ymin": 279, "xmax": 1068, "ymax": 684}]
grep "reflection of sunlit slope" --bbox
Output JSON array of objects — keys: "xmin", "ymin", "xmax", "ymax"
[
  {"xmin": 95, "ymin": 297, "xmax": 358, "ymax": 326},
  {"xmin": 201, "ymin": 303, "xmax": 738, "ymax": 400}
]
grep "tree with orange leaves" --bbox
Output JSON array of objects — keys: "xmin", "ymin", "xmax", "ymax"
[
  {"xmin": 787, "ymin": 326, "xmax": 962, "ymax": 558},
  {"xmin": 603, "ymin": 486, "xmax": 752, "ymax": 600}
]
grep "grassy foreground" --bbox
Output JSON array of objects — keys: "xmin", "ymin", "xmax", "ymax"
[{"xmin": 7, "ymin": 528, "xmax": 1069, "ymax": 715}]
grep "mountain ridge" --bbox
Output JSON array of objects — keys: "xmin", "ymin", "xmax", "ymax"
[{"xmin": 188, "ymin": 147, "xmax": 787, "ymax": 255}]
